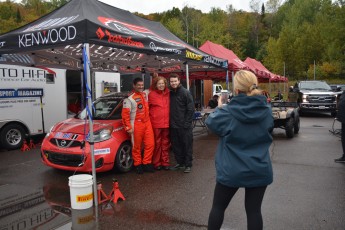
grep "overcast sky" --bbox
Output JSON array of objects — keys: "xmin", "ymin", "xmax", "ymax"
[{"xmin": 99, "ymin": 0, "xmax": 253, "ymax": 14}]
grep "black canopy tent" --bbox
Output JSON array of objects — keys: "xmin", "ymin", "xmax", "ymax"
[
  {"xmin": 0, "ymin": 0, "xmax": 227, "ymax": 75},
  {"xmin": 0, "ymin": 0, "xmax": 227, "ymax": 208}
]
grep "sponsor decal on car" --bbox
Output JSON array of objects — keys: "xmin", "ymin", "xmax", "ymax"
[
  {"xmin": 113, "ymin": 127, "xmax": 124, "ymax": 132},
  {"xmin": 54, "ymin": 132, "xmax": 78, "ymax": 139},
  {"xmin": 94, "ymin": 148, "xmax": 111, "ymax": 155}
]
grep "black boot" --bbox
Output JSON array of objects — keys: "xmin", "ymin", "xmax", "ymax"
[
  {"xmin": 136, "ymin": 164, "xmax": 144, "ymax": 174},
  {"xmin": 143, "ymin": 164, "xmax": 155, "ymax": 172}
]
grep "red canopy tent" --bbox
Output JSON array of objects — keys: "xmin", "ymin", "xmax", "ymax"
[
  {"xmin": 244, "ymin": 57, "xmax": 287, "ymax": 83},
  {"xmin": 199, "ymin": 41, "xmax": 248, "ymax": 72},
  {"xmin": 243, "ymin": 57, "xmax": 271, "ymax": 82}
]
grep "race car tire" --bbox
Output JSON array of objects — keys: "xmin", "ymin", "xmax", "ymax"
[{"xmin": 114, "ymin": 141, "xmax": 133, "ymax": 173}]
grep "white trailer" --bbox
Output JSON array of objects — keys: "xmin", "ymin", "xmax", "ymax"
[
  {"xmin": 0, "ymin": 65, "xmax": 121, "ymax": 150},
  {"xmin": 0, "ymin": 65, "xmax": 68, "ymax": 150}
]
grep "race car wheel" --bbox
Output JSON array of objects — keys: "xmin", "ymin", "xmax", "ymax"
[
  {"xmin": 294, "ymin": 116, "xmax": 300, "ymax": 134},
  {"xmin": 114, "ymin": 141, "xmax": 133, "ymax": 173},
  {"xmin": 0, "ymin": 124, "xmax": 26, "ymax": 150},
  {"xmin": 285, "ymin": 117, "xmax": 294, "ymax": 138}
]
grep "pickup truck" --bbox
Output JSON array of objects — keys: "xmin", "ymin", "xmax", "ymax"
[{"xmin": 293, "ymin": 80, "xmax": 337, "ymax": 116}]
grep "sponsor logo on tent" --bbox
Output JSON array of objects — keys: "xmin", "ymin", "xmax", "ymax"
[
  {"xmin": 98, "ymin": 16, "xmax": 194, "ymax": 52},
  {"xmin": 0, "ymin": 41, "xmax": 5, "ymax": 49},
  {"xmin": 18, "ymin": 26, "xmax": 77, "ymax": 48},
  {"xmin": 96, "ymin": 27, "xmax": 144, "ymax": 48},
  {"xmin": 186, "ymin": 50, "xmax": 203, "ymax": 61},
  {"xmin": 203, "ymin": 56, "xmax": 228, "ymax": 68},
  {"xmin": 149, "ymin": 42, "xmax": 181, "ymax": 54},
  {"xmin": 161, "ymin": 65, "xmax": 181, "ymax": 72}
]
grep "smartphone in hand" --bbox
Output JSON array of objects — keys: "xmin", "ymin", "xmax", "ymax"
[{"xmin": 220, "ymin": 90, "xmax": 229, "ymax": 104}]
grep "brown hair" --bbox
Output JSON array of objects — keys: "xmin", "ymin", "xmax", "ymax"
[
  {"xmin": 233, "ymin": 70, "xmax": 262, "ymax": 96},
  {"xmin": 169, "ymin": 73, "xmax": 180, "ymax": 81},
  {"xmin": 150, "ymin": 76, "xmax": 167, "ymax": 90}
]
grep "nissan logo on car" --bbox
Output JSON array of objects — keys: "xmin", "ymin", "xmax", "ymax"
[{"xmin": 60, "ymin": 140, "xmax": 67, "ymax": 147}]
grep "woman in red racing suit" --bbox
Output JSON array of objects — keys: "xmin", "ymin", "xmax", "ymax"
[{"xmin": 148, "ymin": 76, "xmax": 170, "ymax": 170}]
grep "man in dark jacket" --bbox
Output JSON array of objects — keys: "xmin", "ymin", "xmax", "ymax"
[
  {"xmin": 335, "ymin": 91, "xmax": 345, "ymax": 163},
  {"xmin": 169, "ymin": 73, "xmax": 194, "ymax": 173}
]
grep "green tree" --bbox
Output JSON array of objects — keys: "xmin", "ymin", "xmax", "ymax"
[
  {"xmin": 164, "ymin": 17, "xmax": 185, "ymax": 40},
  {"xmin": 265, "ymin": 0, "xmax": 344, "ymax": 80}
]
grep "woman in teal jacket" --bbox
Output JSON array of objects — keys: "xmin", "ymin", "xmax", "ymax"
[{"xmin": 206, "ymin": 70, "xmax": 274, "ymax": 230}]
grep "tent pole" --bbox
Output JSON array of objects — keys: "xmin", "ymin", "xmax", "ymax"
[
  {"xmin": 80, "ymin": 72, "xmax": 84, "ymax": 111},
  {"xmin": 226, "ymin": 70, "xmax": 229, "ymax": 91},
  {"xmin": 186, "ymin": 63, "xmax": 190, "ymax": 90},
  {"xmin": 84, "ymin": 43, "xmax": 99, "ymax": 210}
]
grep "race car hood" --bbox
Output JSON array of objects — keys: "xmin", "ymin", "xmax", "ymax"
[{"xmin": 51, "ymin": 118, "xmax": 123, "ymax": 134}]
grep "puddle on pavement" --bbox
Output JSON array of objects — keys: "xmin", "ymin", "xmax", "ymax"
[
  {"xmin": 0, "ymin": 183, "xmax": 206, "ymax": 229},
  {"xmin": 0, "ymin": 184, "xmax": 96, "ymax": 230}
]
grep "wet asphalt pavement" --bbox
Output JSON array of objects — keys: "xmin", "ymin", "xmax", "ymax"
[{"xmin": 0, "ymin": 113, "xmax": 344, "ymax": 230}]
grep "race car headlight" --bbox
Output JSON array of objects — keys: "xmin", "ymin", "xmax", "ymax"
[
  {"xmin": 45, "ymin": 125, "xmax": 55, "ymax": 138},
  {"xmin": 91, "ymin": 127, "xmax": 113, "ymax": 142}
]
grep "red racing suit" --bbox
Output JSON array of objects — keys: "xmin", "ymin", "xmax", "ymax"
[
  {"xmin": 148, "ymin": 88, "xmax": 170, "ymax": 168},
  {"xmin": 122, "ymin": 90, "xmax": 154, "ymax": 166}
]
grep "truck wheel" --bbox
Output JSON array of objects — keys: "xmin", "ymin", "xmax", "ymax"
[
  {"xmin": 285, "ymin": 118, "xmax": 294, "ymax": 138},
  {"xmin": 294, "ymin": 116, "xmax": 300, "ymax": 134},
  {"xmin": 114, "ymin": 141, "xmax": 133, "ymax": 173},
  {"xmin": 0, "ymin": 124, "xmax": 26, "ymax": 150}
]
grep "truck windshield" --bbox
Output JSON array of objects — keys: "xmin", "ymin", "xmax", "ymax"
[
  {"xmin": 78, "ymin": 98, "xmax": 123, "ymax": 120},
  {"xmin": 299, "ymin": 82, "xmax": 331, "ymax": 91}
]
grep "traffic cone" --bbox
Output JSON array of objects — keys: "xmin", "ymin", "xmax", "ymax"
[
  {"xmin": 108, "ymin": 178, "xmax": 125, "ymax": 204},
  {"xmin": 21, "ymin": 139, "xmax": 30, "ymax": 151},
  {"xmin": 97, "ymin": 182, "xmax": 109, "ymax": 204},
  {"xmin": 29, "ymin": 139, "xmax": 35, "ymax": 149}
]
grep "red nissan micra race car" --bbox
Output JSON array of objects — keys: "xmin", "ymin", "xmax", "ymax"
[{"xmin": 41, "ymin": 92, "xmax": 133, "ymax": 173}]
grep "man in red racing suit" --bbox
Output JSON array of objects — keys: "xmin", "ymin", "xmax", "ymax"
[{"xmin": 122, "ymin": 77, "xmax": 155, "ymax": 174}]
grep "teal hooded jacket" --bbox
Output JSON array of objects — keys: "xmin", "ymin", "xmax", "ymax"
[{"xmin": 205, "ymin": 94, "xmax": 274, "ymax": 188}]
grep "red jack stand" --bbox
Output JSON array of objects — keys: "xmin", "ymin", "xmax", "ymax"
[
  {"xmin": 97, "ymin": 182, "xmax": 109, "ymax": 204},
  {"xmin": 29, "ymin": 139, "xmax": 35, "ymax": 149},
  {"xmin": 21, "ymin": 140, "xmax": 30, "ymax": 151},
  {"xmin": 108, "ymin": 178, "xmax": 125, "ymax": 204}
]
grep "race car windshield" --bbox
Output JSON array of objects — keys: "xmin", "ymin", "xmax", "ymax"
[{"xmin": 78, "ymin": 98, "xmax": 123, "ymax": 120}]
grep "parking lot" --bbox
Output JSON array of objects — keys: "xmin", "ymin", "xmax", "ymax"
[{"xmin": 0, "ymin": 114, "xmax": 344, "ymax": 230}]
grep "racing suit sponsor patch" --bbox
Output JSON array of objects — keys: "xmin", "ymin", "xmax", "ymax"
[{"xmin": 122, "ymin": 99, "xmax": 131, "ymax": 108}]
